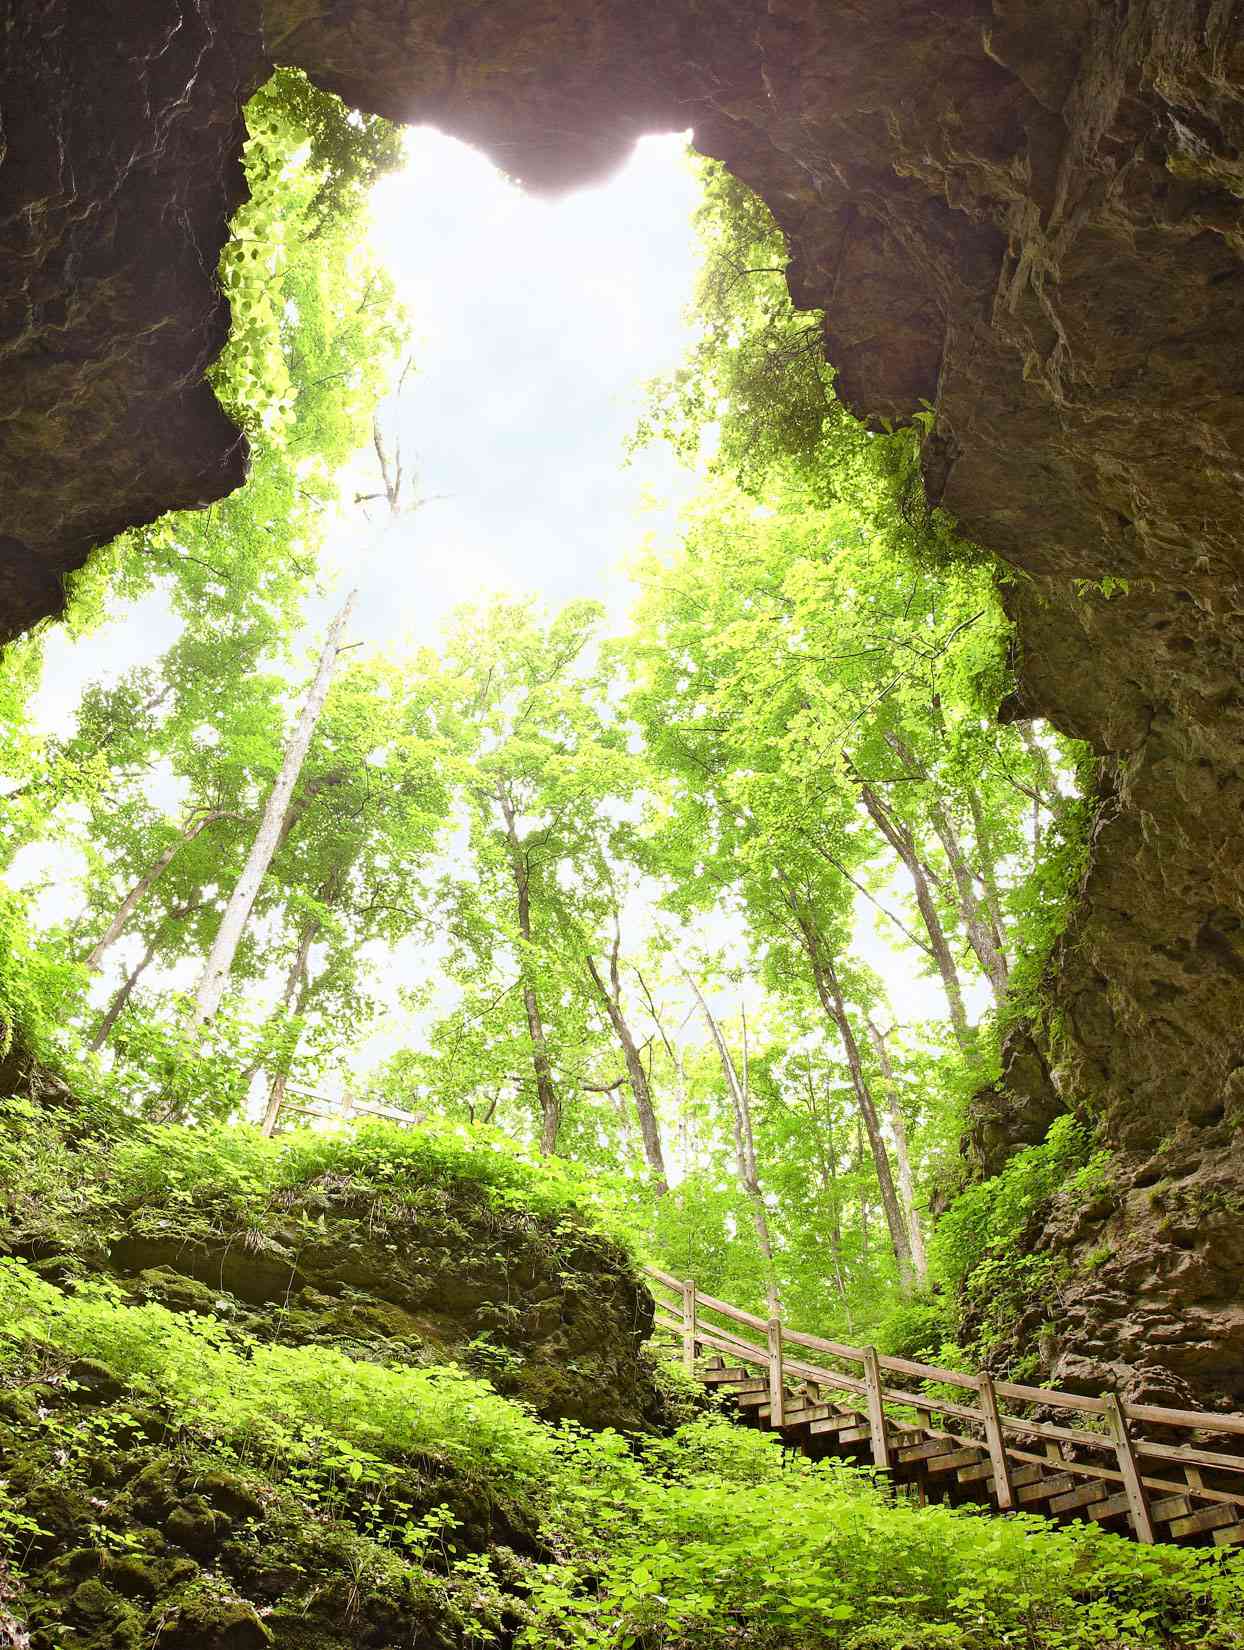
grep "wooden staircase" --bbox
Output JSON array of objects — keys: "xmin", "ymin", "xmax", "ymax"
[{"xmin": 645, "ymin": 1265, "xmax": 1244, "ymax": 1549}]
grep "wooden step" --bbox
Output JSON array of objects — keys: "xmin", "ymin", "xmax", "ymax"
[
  {"xmin": 892, "ymin": 1429, "xmax": 931, "ymax": 1450},
  {"xmin": 834, "ymin": 1424, "xmax": 875, "ymax": 1446},
  {"xmin": 1085, "ymin": 1493, "xmax": 1133, "ymax": 1524},
  {"xmin": 1168, "ymin": 1504, "xmax": 1239, "ymax": 1539},
  {"xmin": 780, "ymin": 1404, "xmax": 833, "ymax": 1427},
  {"xmin": 925, "ymin": 1448, "xmax": 983, "ymax": 1475},
  {"xmin": 701, "ymin": 1368, "xmax": 752, "ymax": 1386},
  {"xmin": 897, "ymin": 1438, "xmax": 956, "ymax": 1465},
  {"xmin": 718, "ymin": 1378, "xmax": 769, "ymax": 1397},
  {"xmin": 1150, "ymin": 1495, "xmax": 1192, "ymax": 1524},
  {"xmin": 1016, "ymin": 1473, "xmax": 1077, "ymax": 1506},
  {"xmin": 1047, "ymin": 1481, "xmax": 1108, "ymax": 1515},
  {"xmin": 1212, "ymin": 1522, "xmax": 1244, "ymax": 1547},
  {"xmin": 956, "ymin": 1460, "xmax": 995, "ymax": 1485},
  {"xmin": 734, "ymin": 1388, "xmax": 774, "ymax": 1408},
  {"xmin": 958, "ymin": 1462, "xmax": 1045, "ymax": 1494},
  {"xmin": 808, "ymin": 1412, "xmax": 864, "ymax": 1436}
]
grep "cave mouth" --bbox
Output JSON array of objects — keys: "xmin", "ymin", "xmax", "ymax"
[{"xmin": 4, "ymin": 0, "xmax": 1244, "ymax": 1413}]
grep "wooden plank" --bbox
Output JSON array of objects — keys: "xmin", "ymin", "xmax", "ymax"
[
  {"xmin": 956, "ymin": 1460, "xmax": 996, "ymax": 1485},
  {"xmin": 690, "ymin": 1324, "xmax": 769, "ymax": 1369},
  {"xmin": 809, "ymin": 1413, "xmax": 865, "ymax": 1437},
  {"xmin": 999, "ymin": 1414, "xmax": 1115, "ymax": 1453},
  {"xmin": 891, "ymin": 1429, "xmax": 929, "ymax": 1450},
  {"xmin": 1017, "ymin": 1473, "xmax": 1078, "ymax": 1505},
  {"xmin": 643, "ymin": 1263, "xmax": 685, "ymax": 1292},
  {"xmin": 897, "ymin": 1439, "xmax": 956, "ymax": 1464},
  {"xmin": 993, "ymin": 1378, "xmax": 1107, "ymax": 1415},
  {"xmin": 835, "ymin": 1424, "xmax": 876, "ymax": 1446},
  {"xmin": 978, "ymin": 1372, "xmax": 1015, "ymax": 1513},
  {"xmin": 682, "ymin": 1280, "xmax": 698, "ymax": 1376},
  {"xmin": 879, "ymin": 1384, "xmax": 984, "ymax": 1426},
  {"xmin": 1085, "ymin": 1493, "xmax": 1134, "ymax": 1524},
  {"xmin": 863, "ymin": 1346, "xmax": 892, "ymax": 1471},
  {"xmin": 720, "ymin": 1379, "xmax": 769, "ymax": 1397},
  {"xmin": 1167, "ymin": 1504, "xmax": 1239, "ymax": 1539},
  {"xmin": 781, "ymin": 1403, "xmax": 833, "ymax": 1427},
  {"xmin": 1004, "ymin": 1446, "xmax": 1244, "ymax": 1509},
  {"xmin": 1212, "ymin": 1524, "xmax": 1244, "ymax": 1547},
  {"xmin": 1124, "ymin": 1401, "xmax": 1244, "ymax": 1439},
  {"xmin": 1105, "ymin": 1394, "xmax": 1155, "ymax": 1544},
  {"xmin": 767, "ymin": 1319, "xmax": 785, "ymax": 1428},
  {"xmin": 1134, "ymin": 1438, "xmax": 1244, "ymax": 1475},
  {"xmin": 689, "ymin": 1288, "xmax": 770, "ymax": 1333},
  {"xmin": 1047, "ymin": 1482, "xmax": 1109, "ymax": 1515},
  {"xmin": 874, "ymin": 1351, "xmax": 981, "ymax": 1391},
  {"xmin": 1149, "ymin": 1495, "xmax": 1193, "ymax": 1523},
  {"xmin": 785, "ymin": 1354, "xmax": 868, "ymax": 1399},
  {"xmin": 925, "ymin": 1449, "xmax": 984, "ymax": 1475},
  {"xmin": 701, "ymin": 1367, "xmax": 750, "ymax": 1385},
  {"xmin": 783, "ymin": 1324, "xmax": 864, "ymax": 1364}
]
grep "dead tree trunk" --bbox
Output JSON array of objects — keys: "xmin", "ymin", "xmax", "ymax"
[{"xmin": 191, "ymin": 589, "xmax": 357, "ymax": 1024}]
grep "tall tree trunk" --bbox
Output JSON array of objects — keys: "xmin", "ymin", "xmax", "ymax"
[
  {"xmin": 927, "ymin": 796, "xmax": 1010, "ymax": 999},
  {"xmin": 85, "ymin": 809, "xmax": 233, "ymax": 970},
  {"xmin": 882, "ymin": 734, "xmax": 1010, "ymax": 1001},
  {"xmin": 586, "ymin": 935, "xmax": 668, "ymax": 1193},
  {"xmin": 191, "ymin": 589, "xmax": 357, "ymax": 1024},
  {"xmin": 88, "ymin": 897, "xmax": 201, "ymax": 1051},
  {"xmin": 785, "ymin": 892, "xmax": 915, "ymax": 1293},
  {"xmin": 259, "ymin": 917, "xmax": 321, "ymax": 1136},
  {"xmin": 802, "ymin": 1068, "xmax": 851, "ymax": 1317},
  {"xmin": 1018, "ymin": 723, "xmax": 1071, "ymax": 820},
  {"xmin": 966, "ymin": 788, "xmax": 1007, "ymax": 950},
  {"xmin": 683, "ymin": 969, "xmax": 780, "ymax": 1317},
  {"xmin": 856, "ymin": 778, "xmax": 972, "ymax": 1050},
  {"xmin": 495, "ymin": 782, "xmax": 560, "ymax": 1154},
  {"xmin": 865, "ymin": 1018, "xmax": 929, "ymax": 1288},
  {"xmin": 89, "ymin": 937, "xmax": 158, "ymax": 1051}
]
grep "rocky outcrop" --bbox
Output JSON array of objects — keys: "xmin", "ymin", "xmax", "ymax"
[
  {"xmin": 2, "ymin": 1108, "xmax": 659, "ymax": 1435},
  {"xmin": 3, "ymin": 2, "xmax": 1243, "ymax": 1397}
]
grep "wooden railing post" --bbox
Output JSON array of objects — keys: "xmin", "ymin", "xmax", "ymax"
[
  {"xmin": 767, "ymin": 1318, "xmax": 785, "ymax": 1428},
  {"xmin": 681, "ymin": 1279, "xmax": 698, "ymax": 1376},
  {"xmin": 862, "ymin": 1346, "xmax": 891, "ymax": 1471},
  {"xmin": 976, "ymin": 1372, "xmax": 1015, "ymax": 1511},
  {"xmin": 1105, "ymin": 1394, "xmax": 1155, "ymax": 1544}
]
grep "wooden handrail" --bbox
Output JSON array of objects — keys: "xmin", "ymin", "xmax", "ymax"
[{"xmin": 643, "ymin": 1263, "xmax": 1244, "ymax": 1540}]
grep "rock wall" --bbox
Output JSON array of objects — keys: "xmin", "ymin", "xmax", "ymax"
[{"xmin": 3, "ymin": 1, "xmax": 1244, "ymax": 1398}]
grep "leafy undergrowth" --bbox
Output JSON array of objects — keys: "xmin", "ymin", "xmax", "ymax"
[
  {"xmin": 0, "ymin": 1094, "xmax": 635, "ymax": 1256},
  {"xmin": 2, "ymin": 1260, "xmax": 1243, "ymax": 1650}
]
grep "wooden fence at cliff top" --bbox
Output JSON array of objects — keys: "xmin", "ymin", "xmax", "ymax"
[{"xmin": 645, "ymin": 1264, "xmax": 1244, "ymax": 1546}]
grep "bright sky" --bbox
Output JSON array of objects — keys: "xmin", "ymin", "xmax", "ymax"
[
  {"xmin": 329, "ymin": 126, "xmax": 704, "ymax": 648},
  {"xmin": 14, "ymin": 125, "xmax": 984, "ymax": 1084}
]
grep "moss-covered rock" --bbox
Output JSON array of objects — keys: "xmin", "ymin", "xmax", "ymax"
[{"xmin": 0, "ymin": 1102, "xmax": 662, "ymax": 1432}]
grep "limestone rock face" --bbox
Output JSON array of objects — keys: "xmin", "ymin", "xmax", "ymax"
[
  {"xmin": 4, "ymin": 1, "xmax": 1244, "ymax": 1396},
  {"xmin": 0, "ymin": 0, "xmax": 262, "ymax": 632}
]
